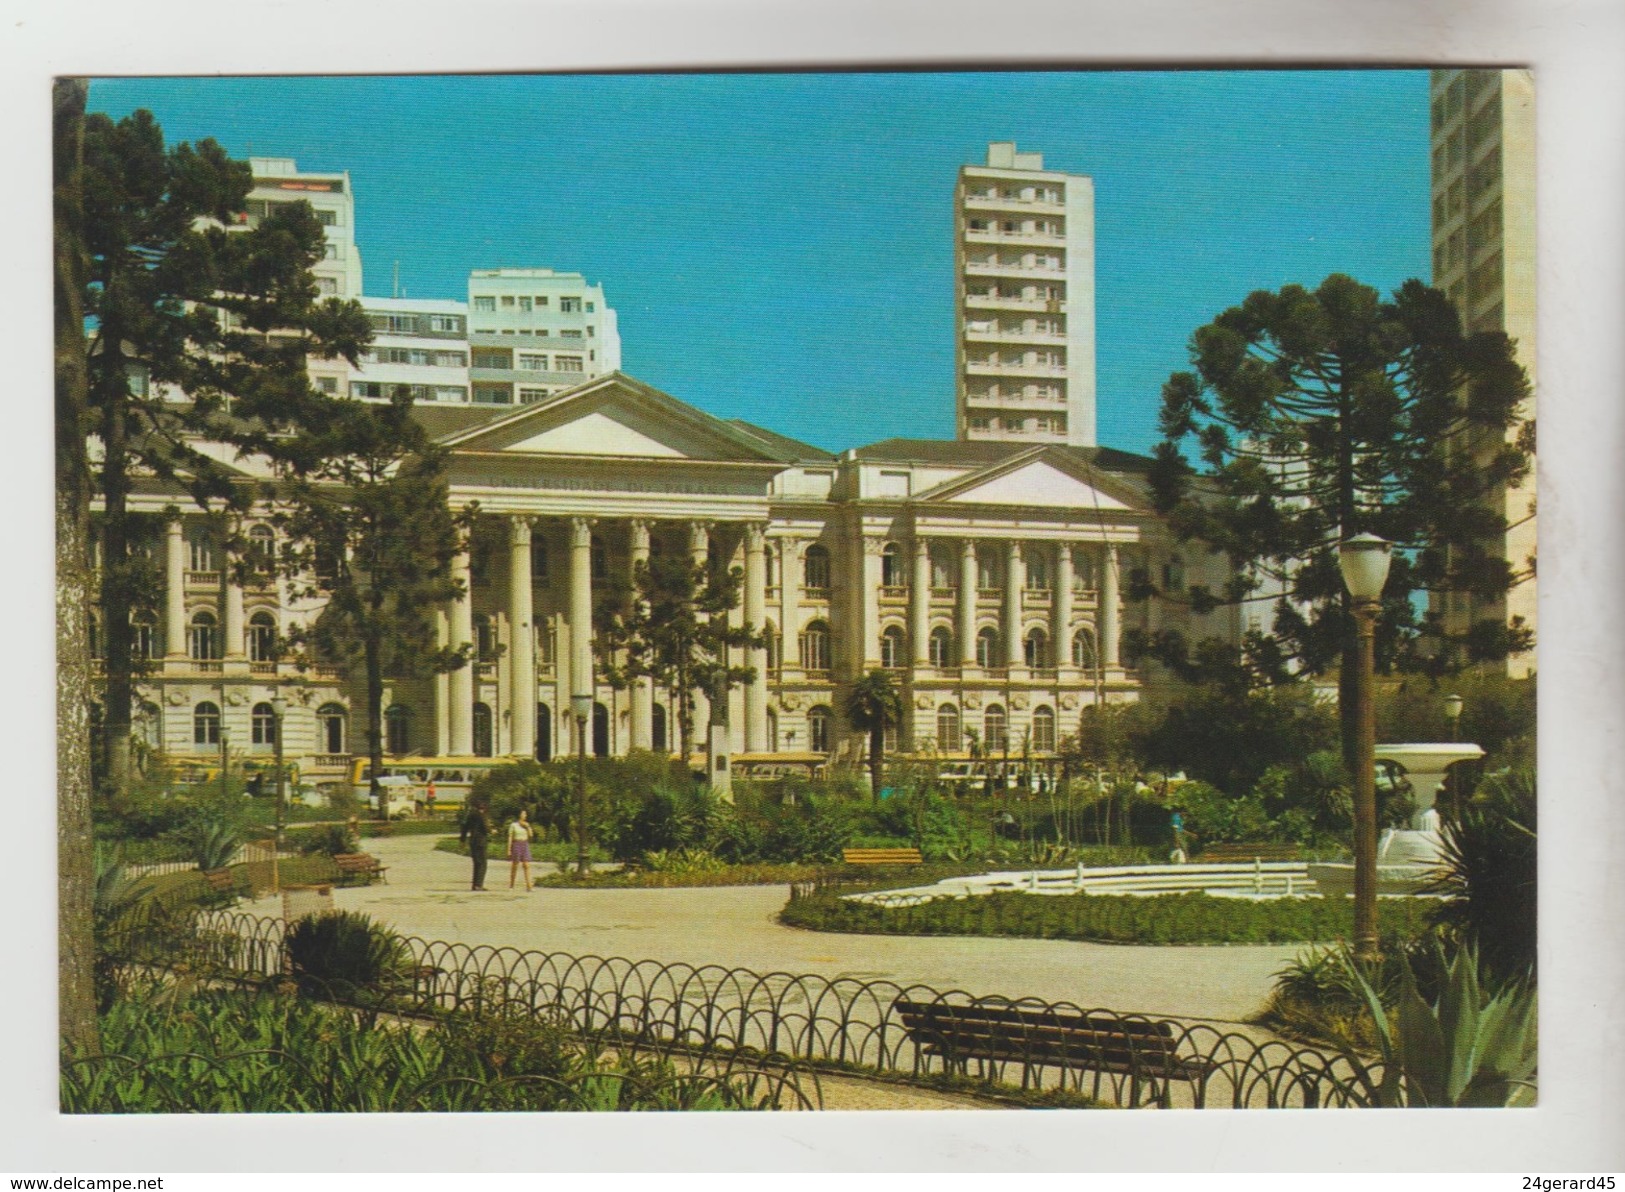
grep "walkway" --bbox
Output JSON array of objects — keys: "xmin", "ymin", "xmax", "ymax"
[{"xmin": 264, "ymin": 833, "xmax": 1302, "ymax": 1027}]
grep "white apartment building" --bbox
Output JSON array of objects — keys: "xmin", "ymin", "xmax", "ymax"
[
  {"xmin": 341, "ymin": 299, "xmax": 471, "ymax": 405},
  {"xmin": 955, "ymin": 142, "xmax": 1097, "ymax": 448},
  {"xmin": 1428, "ymin": 70, "xmax": 1537, "ymax": 675},
  {"xmin": 243, "ymin": 157, "xmax": 363, "ymax": 299},
  {"xmin": 466, "ymin": 268, "xmax": 623, "ymax": 406}
]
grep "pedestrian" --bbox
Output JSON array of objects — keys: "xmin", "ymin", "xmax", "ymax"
[
  {"xmin": 507, "ymin": 809, "xmax": 534, "ymax": 892},
  {"xmin": 1169, "ymin": 808, "xmax": 1189, "ymax": 865},
  {"xmin": 460, "ymin": 798, "xmax": 490, "ymax": 891},
  {"xmin": 425, "ymin": 780, "xmax": 437, "ymax": 818}
]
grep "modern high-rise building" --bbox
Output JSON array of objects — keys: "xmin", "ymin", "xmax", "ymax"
[
  {"xmin": 1428, "ymin": 70, "xmax": 1537, "ymax": 675},
  {"xmin": 954, "ymin": 142, "xmax": 1097, "ymax": 447},
  {"xmin": 244, "ymin": 157, "xmax": 364, "ymax": 299},
  {"xmin": 466, "ymin": 268, "xmax": 623, "ymax": 405}
]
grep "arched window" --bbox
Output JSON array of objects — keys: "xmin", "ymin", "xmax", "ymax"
[
  {"xmin": 193, "ymin": 701, "xmax": 221, "ymax": 746},
  {"xmin": 984, "ymin": 704, "xmax": 1008, "ymax": 753},
  {"xmin": 880, "ymin": 625, "xmax": 906, "ymax": 669},
  {"xmin": 929, "ymin": 626, "xmax": 954, "ymax": 668},
  {"xmin": 132, "ymin": 611, "xmax": 159, "ymax": 660},
  {"xmin": 808, "ymin": 705, "xmax": 832, "ymax": 755},
  {"xmin": 474, "ymin": 614, "xmax": 496, "ymax": 663},
  {"xmin": 880, "ymin": 542, "xmax": 904, "ymax": 587},
  {"xmin": 803, "ymin": 544, "xmax": 831, "ymax": 590},
  {"xmin": 800, "ymin": 620, "xmax": 831, "ymax": 672},
  {"xmin": 1026, "ymin": 549, "xmax": 1051, "ymax": 591},
  {"xmin": 1032, "ymin": 705, "xmax": 1056, "ymax": 753},
  {"xmin": 592, "ymin": 702, "xmax": 609, "ymax": 758},
  {"xmin": 473, "ymin": 702, "xmax": 493, "ymax": 757},
  {"xmin": 765, "ymin": 622, "xmax": 781, "ymax": 673},
  {"xmin": 316, "ymin": 703, "xmax": 347, "ymax": 755},
  {"xmin": 937, "ymin": 704, "xmax": 962, "ymax": 753},
  {"xmin": 247, "ymin": 524, "xmax": 276, "ymax": 574},
  {"xmin": 930, "ymin": 545, "xmax": 954, "ymax": 589},
  {"xmin": 976, "ymin": 548, "xmax": 1001, "ymax": 590},
  {"xmin": 976, "ymin": 626, "xmax": 1000, "ymax": 668},
  {"xmin": 385, "ymin": 704, "xmax": 412, "ymax": 755},
  {"xmin": 1072, "ymin": 627, "xmax": 1098, "ymax": 669},
  {"xmin": 251, "ymin": 702, "xmax": 277, "ymax": 747},
  {"xmin": 531, "ymin": 540, "xmax": 550, "ymax": 582},
  {"xmin": 248, "ymin": 611, "xmax": 277, "ymax": 662},
  {"xmin": 535, "ymin": 703, "xmax": 552, "ymax": 761},
  {"xmin": 189, "ymin": 610, "xmax": 220, "ymax": 660},
  {"xmin": 1024, "ymin": 627, "xmax": 1049, "ymax": 668},
  {"xmin": 651, "ymin": 703, "xmax": 668, "ymax": 753}
]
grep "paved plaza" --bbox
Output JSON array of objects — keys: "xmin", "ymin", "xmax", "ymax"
[{"xmin": 261, "ymin": 834, "xmax": 1303, "ymax": 1026}]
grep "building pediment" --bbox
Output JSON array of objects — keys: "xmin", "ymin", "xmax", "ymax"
[
  {"xmin": 436, "ymin": 373, "xmax": 782, "ymax": 463},
  {"xmin": 915, "ymin": 448, "xmax": 1141, "ymax": 511}
]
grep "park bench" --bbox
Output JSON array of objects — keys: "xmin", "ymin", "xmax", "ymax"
[
  {"xmin": 333, "ymin": 852, "xmax": 388, "ymax": 885},
  {"xmin": 201, "ymin": 868, "xmax": 240, "ymax": 898},
  {"xmin": 892, "ymin": 997, "xmax": 1211, "ymax": 1096},
  {"xmin": 842, "ymin": 847, "xmax": 923, "ymax": 866},
  {"xmin": 1197, "ymin": 843, "xmax": 1302, "ymax": 863}
]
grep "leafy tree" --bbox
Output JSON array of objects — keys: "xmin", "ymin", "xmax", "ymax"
[
  {"xmin": 843, "ymin": 669, "xmax": 904, "ymax": 799},
  {"xmin": 54, "ymin": 76, "xmax": 99, "ymax": 1052},
  {"xmin": 1142, "ymin": 274, "xmax": 1532, "ymax": 770},
  {"xmin": 273, "ymin": 388, "xmax": 472, "ymax": 816},
  {"xmin": 75, "ymin": 104, "xmax": 370, "ymax": 796},
  {"xmin": 594, "ymin": 552, "xmax": 767, "ymax": 767}
]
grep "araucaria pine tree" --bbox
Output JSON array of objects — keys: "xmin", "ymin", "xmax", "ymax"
[{"xmin": 1142, "ymin": 274, "xmax": 1532, "ymax": 768}]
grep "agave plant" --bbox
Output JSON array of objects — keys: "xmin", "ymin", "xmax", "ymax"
[
  {"xmin": 1343, "ymin": 941, "xmax": 1536, "ymax": 1107},
  {"xmin": 184, "ymin": 816, "xmax": 243, "ymax": 873},
  {"xmin": 1429, "ymin": 767, "xmax": 1537, "ymax": 983},
  {"xmin": 285, "ymin": 910, "xmax": 414, "ymax": 997}
]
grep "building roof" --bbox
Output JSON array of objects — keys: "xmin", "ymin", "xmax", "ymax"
[
  {"xmin": 852, "ymin": 437, "xmax": 1155, "ymax": 474},
  {"xmin": 411, "ymin": 404, "xmax": 511, "ymax": 440},
  {"xmin": 724, "ymin": 420, "xmax": 838, "ymax": 463}
]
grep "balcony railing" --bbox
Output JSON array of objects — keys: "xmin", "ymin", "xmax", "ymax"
[
  {"xmin": 249, "ymin": 662, "xmax": 276, "ymax": 675},
  {"xmin": 879, "ymin": 586, "xmax": 908, "ymax": 601},
  {"xmin": 802, "ymin": 586, "xmax": 831, "ymax": 602},
  {"xmin": 802, "ymin": 669, "xmax": 832, "ymax": 683},
  {"xmin": 977, "ymin": 588, "xmax": 1003, "ymax": 601},
  {"xmin": 185, "ymin": 571, "xmax": 221, "ymax": 587},
  {"xmin": 930, "ymin": 587, "xmax": 957, "ymax": 600},
  {"xmin": 191, "ymin": 660, "xmax": 223, "ymax": 674}
]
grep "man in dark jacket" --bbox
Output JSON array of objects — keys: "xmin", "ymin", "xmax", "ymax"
[{"xmin": 460, "ymin": 798, "xmax": 491, "ymax": 891}]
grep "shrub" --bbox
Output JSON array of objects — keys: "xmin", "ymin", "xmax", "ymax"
[
  {"xmin": 1132, "ymin": 681, "xmax": 1338, "ymax": 798},
  {"xmin": 284, "ymin": 911, "xmax": 414, "ymax": 997},
  {"xmin": 1428, "ymin": 767, "xmax": 1536, "ymax": 983},
  {"xmin": 180, "ymin": 816, "xmax": 242, "ymax": 873},
  {"xmin": 295, "ymin": 823, "xmax": 357, "ymax": 857}
]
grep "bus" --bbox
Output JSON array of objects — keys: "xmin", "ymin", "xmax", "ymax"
[{"xmin": 347, "ymin": 756, "xmax": 520, "ymax": 809}]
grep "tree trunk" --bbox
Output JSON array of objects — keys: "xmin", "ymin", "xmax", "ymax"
[
  {"xmin": 54, "ymin": 75, "xmax": 100, "ymax": 1054},
  {"xmin": 98, "ymin": 342, "xmax": 133, "ymax": 800},
  {"xmin": 365, "ymin": 634, "xmax": 386, "ymax": 820},
  {"xmin": 869, "ymin": 724, "xmax": 884, "ymax": 801}
]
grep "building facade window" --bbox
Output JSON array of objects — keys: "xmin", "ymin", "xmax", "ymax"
[
  {"xmin": 189, "ymin": 610, "xmax": 220, "ymax": 660},
  {"xmin": 650, "ymin": 703, "xmax": 667, "ymax": 753},
  {"xmin": 247, "ymin": 524, "xmax": 276, "ymax": 574},
  {"xmin": 187, "ymin": 530, "xmax": 215, "ymax": 573},
  {"xmin": 317, "ymin": 704, "xmax": 346, "ymax": 755},
  {"xmin": 133, "ymin": 612, "xmax": 159, "ymax": 660},
  {"xmin": 474, "ymin": 614, "xmax": 496, "ymax": 662},
  {"xmin": 929, "ymin": 627, "xmax": 954, "ymax": 668},
  {"xmin": 800, "ymin": 621, "xmax": 831, "ymax": 672},
  {"xmin": 803, "ymin": 544, "xmax": 831, "ymax": 590},
  {"xmin": 251, "ymin": 702, "xmax": 277, "ymax": 747},
  {"xmin": 536, "ymin": 703, "xmax": 553, "ymax": 762},
  {"xmin": 1072, "ymin": 627, "xmax": 1097, "ymax": 669},
  {"xmin": 385, "ymin": 704, "xmax": 411, "ymax": 756},
  {"xmin": 930, "ymin": 545, "xmax": 954, "ymax": 589},
  {"xmin": 473, "ymin": 296, "xmax": 495, "ymax": 312},
  {"xmin": 1024, "ymin": 627, "xmax": 1049, "ymax": 668},
  {"xmin": 193, "ymin": 701, "xmax": 221, "ymax": 746},
  {"xmin": 590, "ymin": 537, "xmax": 608, "ymax": 583},
  {"xmin": 531, "ymin": 541, "xmax": 550, "ymax": 582},
  {"xmin": 977, "ymin": 549, "xmax": 1001, "ymax": 590},
  {"xmin": 1032, "ymin": 705, "xmax": 1056, "ymax": 753},
  {"xmin": 1026, "ymin": 550, "xmax": 1050, "ymax": 590},
  {"xmin": 880, "ymin": 626, "xmax": 906, "ymax": 669},
  {"xmin": 808, "ymin": 706, "xmax": 832, "ymax": 755},
  {"xmin": 248, "ymin": 612, "xmax": 277, "ymax": 662},
  {"xmin": 473, "ymin": 703, "xmax": 493, "ymax": 757},
  {"xmin": 976, "ymin": 627, "xmax": 1000, "ymax": 668},
  {"xmin": 984, "ymin": 705, "xmax": 1008, "ymax": 753},
  {"xmin": 880, "ymin": 542, "xmax": 904, "ymax": 587},
  {"xmin": 936, "ymin": 704, "xmax": 962, "ymax": 753}
]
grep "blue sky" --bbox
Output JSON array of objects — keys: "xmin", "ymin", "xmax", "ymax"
[{"xmin": 87, "ymin": 71, "xmax": 1430, "ymax": 456}]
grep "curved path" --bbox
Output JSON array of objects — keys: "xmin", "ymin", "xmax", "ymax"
[{"xmin": 274, "ymin": 833, "xmax": 1302, "ymax": 1026}]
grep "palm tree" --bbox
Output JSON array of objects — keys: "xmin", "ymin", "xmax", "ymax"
[{"xmin": 844, "ymin": 669, "xmax": 903, "ymax": 800}]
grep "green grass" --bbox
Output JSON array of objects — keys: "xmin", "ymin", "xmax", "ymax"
[{"xmin": 781, "ymin": 888, "xmax": 1437, "ymax": 946}]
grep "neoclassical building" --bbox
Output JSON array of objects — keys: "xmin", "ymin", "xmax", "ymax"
[{"xmin": 94, "ymin": 372, "xmax": 1239, "ymax": 783}]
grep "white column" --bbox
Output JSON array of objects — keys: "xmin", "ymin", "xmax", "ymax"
[
  {"xmin": 859, "ymin": 538, "xmax": 885, "ymax": 670},
  {"xmin": 165, "ymin": 519, "xmax": 186, "ymax": 659},
  {"xmin": 744, "ymin": 522, "xmax": 768, "ymax": 753},
  {"xmin": 910, "ymin": 537, "xmax": 932, "ymax": 666},
  {"xmin": 448, "ymin": 546, "xmax": 474, "ymax": 755},
  {"xmin": 1005, "ymin": 540, "xmax": 1025, "ymax": 668},
  {"xmin": 223, "ymin": 576, "xmax": 246, "ymax": 661},
  {"xmin": 1054, "ymin": 544, "xmax": 1075, "ymax": 671},
  {"xmin": 1102, "ymin": 543, "xmax": 1122, "ymax": 672},
  {"xmin": 569, "ymin": 517, "xmax": 595, "ymax": 702},
  {"xmin": 494, "ymin": 611, "xmax": 511, "ymax": 755},
  {"xmin": 434, "ymin": 609, "xmax": 451, "ymax": 756},
  {"xmin": 508, "ymin": 517, "xmax": 535, "ymax": 759},
  {"xmin": 688, "ymin": 522, "xmax": 710, "ymax": 734},
  {"xmin": 958, "ymin": 539, "xmax": 978, "ymax": 668},
  {"xmin": 778, "ymin": 538, "xmax": 802, "ymax": 678},
  {"xmin": 628, "ymin": 519, "xmax": 653, "ymax": 750}
]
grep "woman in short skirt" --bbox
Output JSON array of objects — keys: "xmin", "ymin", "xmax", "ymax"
[{"xmin": 506, "ymin": 809, "xmax": 533, "ymax": 891}]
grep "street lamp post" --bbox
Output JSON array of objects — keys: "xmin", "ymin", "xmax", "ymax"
[
  {"xmin": 1338, "ymin": 532, "xmax": 1392, "ymax": 968},
  {"xmin": 571, "ymin": 693, "xmax": 592, "ymax": 876},
  {"xmin": 218, "ymin": 725, "xmax": 231, "ymax": 805},
  {"xmin": 271, "ymin": 692, "xmax": 287, "ymax": 894},
  {"xmin": 1444, "ymin": 692, "xmax": 1464, "ymax": 742}
]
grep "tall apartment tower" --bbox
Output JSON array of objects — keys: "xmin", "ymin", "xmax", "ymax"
[
  {"xmin": 954, "ymin": 142, "xmax": 1097, "ymax": 447},
  {"xmin": 466, "ymin": 268, "xmax": 623, "ymax": 405},
  {"xmin": 245, "ymin": 157, "xmax": 363, "ymax": 298},
  {"xmin": 1428, "ymin": 70, "xmax": 1537, "ymax": 675}
]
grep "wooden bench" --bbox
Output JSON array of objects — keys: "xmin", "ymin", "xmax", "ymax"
[
  {"xmin": 842, "ymin": 847, "xmax": 923, "ymax": 866},
  {"xmin": 1197, "ymin": 843, "xmax": 1301, "ymax": 863},
  {"xmin": 201, "ymin": 868, "xmax": 240, "ymax": 898},
  {"xmin": 333, "ymin": 852, "xmax": 388, "ymax": 885},
  {"xmin": 892, "ymin": 998, "xmax": 1210, "ymax": 1094}
]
